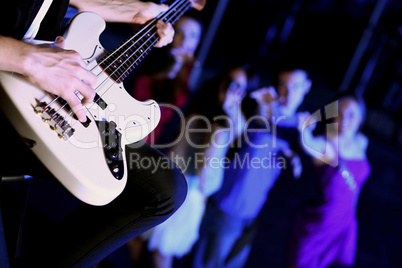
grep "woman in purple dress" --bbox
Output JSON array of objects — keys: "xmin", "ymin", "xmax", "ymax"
[{"xmin": 288, "ymin": 95, "xmax": 371, "ymax": 267}]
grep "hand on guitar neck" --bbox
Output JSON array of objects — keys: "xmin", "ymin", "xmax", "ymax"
[{"xmin": 70, "ymin": 0, "xmax": 175, "ymax": 47}]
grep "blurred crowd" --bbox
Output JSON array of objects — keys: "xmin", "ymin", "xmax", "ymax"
[{"xmin": 98, "ymin": 11, "xmax": 371, "ymax": 268}]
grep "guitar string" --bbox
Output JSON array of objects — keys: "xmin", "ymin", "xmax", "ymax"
[
  {"xmin": 113, "ymin": 2, "xmax": 192, "ymax": 84},
  {"xmin": 69, "ymin": 1, "xmax": 191, "ymax": 125},
  {"xmin": 57, "ymin": 0, "xmax": 192, "ymax": 128},
  {"xmin": 93, "ymin": 0, "xmax": 190, "ymax": 82},
  {"xmin": 82, "ymin": 0, "xmax": 191, "ymax": 111},
  {"xmin": 69, "ymin": 1, "xmax": 192, "ymax": 127},
  {"xmin": 80, "ymin": 0, "xmax": 191, "ymax": 109},
  {"xmin": 91, "ymin": 0, "xmax": 188, "ymax": 75},
  {"xmin": 48, "ymin": 0, "xmax": 190, "ymax": 126}
]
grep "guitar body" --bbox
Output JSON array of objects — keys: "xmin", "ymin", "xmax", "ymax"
[{"xmin": 0, "ymin": 12, "xmax": 161, "ymax": 206}]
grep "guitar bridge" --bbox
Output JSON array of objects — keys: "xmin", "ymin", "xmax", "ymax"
[{"xmin": 33, "ymin": 99, "xmax": 75, "ymax": 140}]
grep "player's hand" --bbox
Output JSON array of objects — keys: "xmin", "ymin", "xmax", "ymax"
[{"xmin": 23, "ymin": 36, "xmax": 97, "ymax": 122}]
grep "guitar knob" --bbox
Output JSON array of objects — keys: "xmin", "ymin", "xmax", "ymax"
[
  {"xmin": 111, "ymin": 151, "xmax": 118, "ymax": 159},
  {"xmin": 112, "ymin": 165, "xmax": 119, "ymax": 173}
]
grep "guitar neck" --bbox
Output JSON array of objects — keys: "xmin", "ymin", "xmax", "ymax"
[{"xmin": 99, "ymin": 0, "xmax": 193, "ymax": 83}]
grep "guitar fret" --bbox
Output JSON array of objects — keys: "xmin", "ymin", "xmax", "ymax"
[{"xmin": 99, "ymin": 0, "xmax": 192, "ymax": 83}]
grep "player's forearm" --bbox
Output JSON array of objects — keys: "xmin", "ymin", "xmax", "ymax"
[
  {"xmin": 0, "ymin": 35, "xmax": 31, "ymax": 75},
  {"xmin": 69, "ymin": 0, "xmax": 158, "ymax": 24}
]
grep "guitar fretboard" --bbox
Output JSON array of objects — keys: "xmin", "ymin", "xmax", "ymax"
[{"xmin": 99, "ymin": 0, "xmax": 192, "ymax": 84}]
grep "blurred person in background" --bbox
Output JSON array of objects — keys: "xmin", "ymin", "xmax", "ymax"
[
  {"xmin": 139, "ymin": 63, "xmax": 252, "ymax": 268},
  {"xmin": 131, "ymin": 15, "xmax": 203, "ymax": 147},
  {"xmin": 191, "ymin": 62, "xmax": 295, "ymax": 268},
  {"xmin": 248, "ymin": 67, "xmax": 318, "ymax": 265},
  {"xmin": 287, "ymin": 94, "xmax": 371, "ymax": 268}
]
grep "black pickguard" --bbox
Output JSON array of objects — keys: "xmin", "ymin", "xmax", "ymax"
[{"xmin": 96, "ymin": 120, "xmax": 124, "ymax": 180}]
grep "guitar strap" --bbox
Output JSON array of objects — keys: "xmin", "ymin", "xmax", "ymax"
[
  {"xmin": 23, "ymin": 0, "xmax": 53, "ymax": 40},
  {"xmin": 0, "ymin": 0, "xmax": 43, "ymax": 39},
  {"xmin": 0, "ymin": 0, "xmax": 69, "ymax": 41},
  {"xmin": 35, "ymin": 0, "xmax": 70, "ymax": 40}
]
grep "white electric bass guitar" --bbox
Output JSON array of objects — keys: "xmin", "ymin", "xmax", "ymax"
[{"xmin": 0, "ymin": 0, "xmax": 205, "ymax": 205}]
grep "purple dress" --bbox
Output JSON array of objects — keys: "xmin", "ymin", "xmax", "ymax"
[{"xmin": 289, "ymin": 158, "xmax": 371, "ymax": 268}]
